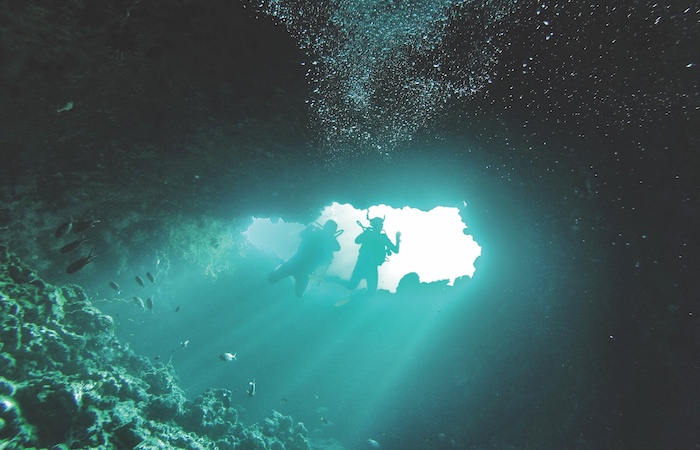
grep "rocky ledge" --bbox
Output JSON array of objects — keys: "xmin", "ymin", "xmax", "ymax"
[{"xmin": 0, "ymin": 245, "xmax": 309, "ymax": 449}]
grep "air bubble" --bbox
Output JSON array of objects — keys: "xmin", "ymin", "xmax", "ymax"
[{"xmin": 255, "ymin": 0, "xmax": 516, "ymax": 157}]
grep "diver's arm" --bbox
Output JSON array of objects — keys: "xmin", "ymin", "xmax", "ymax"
[{"xmin": 387, "ymin": 232, "xmax": 401, "ymax": 253}]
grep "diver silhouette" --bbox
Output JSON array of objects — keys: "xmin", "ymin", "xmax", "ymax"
[
  {"xmin": 268, "ymin": 220, "xmax": 341, "ymax": 297},
  {"xmin": 348, "ymin": 217, "xmax": 401, "ymax": 294}
]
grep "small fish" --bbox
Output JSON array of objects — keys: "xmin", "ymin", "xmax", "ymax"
[
  {"xmin": 55, "ymin": 217, "xmax": 73, "ymax": 238},
  {"xmin": 146, "ymin": 297, "xmax": 154, "ymax": 312},
  {"xmin": 66, "ymin": 252, "xmax": 96, "ymax": 274},
  {"xmin": 180, "ymin": 340, "xmax": 190, "ymax": 349},
  {"xmin": 59, "ymin": 236, "xmax": 87, "ymax": 254},
  {"xmin": 133, "ymin": 296, "xmax": 145, "ymax": 309},
  {"xmin": 146, "ymin": 272, "xmax": 156, "ymax": 284},
  {"xmin": 175, "ymin": 306, "xmax": 180, "ymax": 313},
  {"xmin": 109, "ymin": 281, "xmax": 121, "ymax": 294},
  {"xmin": 334, "ymin": 298, "xmax": 351, "ymax": 307},
  {"xmin": 367, "ymin": 438, "xmax": 380, "ymax": 449},
  {"xmin": 72, "ymin": 218, "xmax": 100, "ymax": 233},
  {"xmin": 154, "ymin": 355, "xmax": 160, "ymax": 361},
  {"xmin": 135, "ymin": 275, "xmax": 145, "ymax": 288},
  {"xmin": 220, "ymin": 352, "xmax": 237, "ymax": 362},
  {"xmin": 247, "ymin": 378, "xmax": 256, "ymax": 397}
]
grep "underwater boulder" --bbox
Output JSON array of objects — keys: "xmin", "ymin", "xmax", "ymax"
[
  {"xmin": 146, "ymin": 394, "xmax": 185, "ymax": 422},
  {"xmin": 16, "ymin": 378, "xmax": 80, "ymax": 446},
  {"xmin": 178, "ymin": 388, "xmax": 238, "ymax": 440},
  {"xmin": 257, "ymin": 410, "xmax": 309, "ymax": 449}
]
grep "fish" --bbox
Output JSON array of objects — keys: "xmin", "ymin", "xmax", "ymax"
[
  {"xmin": 72, "ymin": 218, "xmax": 100, "ymax": 233},
  {"xmin": 135, "ymin": 275, "xmax": 145, "ymax": 288},
  {"xmin": 367, "ymin": 438, "xmax": 380, "ymax": 449},
  {"xmin": 59, "ymin": 236, "xmax": 87, "ymax": 254},
  {"xmin": 220, "ymin": 352, "xmax": 237, "ymax": 362},
  {"xmin": 55, "ymin": 217, "xmax": 73, "ymax": 238},
  {"xmin": 180, "ymin": 340, "xmax": 190, "ymax": 349},
  {"xmin": 109, "ymin": 281, "xmax": 121, "ymax": 294},
  {"xmin": 66, "ymin": 252, "xmax": 96, "ymax": 273},
  {"xmin": 334, "ymin": 298, "xmax": 351, "ymax": 307},
  {"xmin": 247, "ymin": 378, "xmax": 256, "ymax": 397},
  {"xmin": 146, "ymin": 297, "xmax": 154, "ymax": 312},
  {"xmin": 146, "ymin": 272, "xmax": 156, "ymax": 284},
  {"xmin": 175, "ymin": 306, "xmax": 181, "ymax": 313},
  {"xmin": 133, "ymin": 296, "xmax": 145, "ymax": 309}
]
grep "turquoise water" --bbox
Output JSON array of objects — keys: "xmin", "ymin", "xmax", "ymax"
[
  {"xmin": 90, "ymin": 149, "xmax": 605, "ymax": 448},
  {"xmin": 0, "ymin": 0, "xmax": 696, "ymax": 447}
]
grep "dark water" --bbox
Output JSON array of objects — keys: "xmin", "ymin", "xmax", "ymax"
[{"xmin": 1, "ymin": 0, "xmax": 698, "ymax": 448}]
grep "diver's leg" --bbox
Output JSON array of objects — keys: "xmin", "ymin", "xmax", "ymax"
[
  {"xmin": 268, "ymin": 266, "xmax": 283, "ymax": 283},
  {"xmin": 367, "ymin": 267, "xmax": 378, "ymax": 293},
  {"xmin": 269, "ymin": 262, "xmax": 293, "ymax": 284},
  {"xmin": 294, "ymin": 274, "xmax": 310, "ymax": 297},
  {"xmin": 348, "ymin": 263, "xmax": 363, "ymax": 290}
]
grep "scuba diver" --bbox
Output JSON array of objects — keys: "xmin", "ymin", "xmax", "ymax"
[
  {"xmin": 268, "ymin": 220, "xmax": 342, "ymax": 297},
  {"xmin": 348, "ymin": 216, "xmax": 401, "ymax": 294}
]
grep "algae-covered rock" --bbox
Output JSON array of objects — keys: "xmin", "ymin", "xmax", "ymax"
[
  {"xmin": 16, "ymin": 377, "xmax": 80, "ymax": 444},
  {"xmin": 178, "ymin": 388, "xmax": 239, "ymax": 440},
  {"xmin": 246, "ymin": 410, "xmax": 310, "ymax": 450},
  {"xmin": 0, "ymin": 245, "xmax": 310, "ymax": 449}
]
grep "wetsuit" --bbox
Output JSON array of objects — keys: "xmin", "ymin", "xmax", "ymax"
[
  {"xmin": 348, "ymin": 227, "xmax": 399, "ymax": 293},
  {"xmin": 269, "ymin": 225, "xmax": 340, "ymax": 297}
]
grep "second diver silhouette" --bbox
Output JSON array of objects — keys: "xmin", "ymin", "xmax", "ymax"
[
  {"xmin": 348, "ymin": 216, "xmax": 401, "ymax": 294},
  {"xmin": 268, "ymin": 220, "xmax": 342, "ymax": 297}
]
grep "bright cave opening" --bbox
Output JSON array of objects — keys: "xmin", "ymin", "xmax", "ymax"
[{"xmin": 244, "ymin": 202, "xmax": 481, "ymax": 293}]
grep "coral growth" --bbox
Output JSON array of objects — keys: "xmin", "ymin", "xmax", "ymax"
[
  {"xmin": 0, "ymin": 245, "xmax": 308, "ymax": 449},
  {"xmin": 168, "ymin": 217, "xmax": 249, "ymax": 279}
]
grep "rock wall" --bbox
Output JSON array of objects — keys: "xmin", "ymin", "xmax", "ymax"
[{"xmin": 0, "ymin": 245, "xmax": 309, "ymax": 449}]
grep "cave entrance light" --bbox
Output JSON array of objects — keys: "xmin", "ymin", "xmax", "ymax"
[{"xmin": 244, "ymin": 202, "xmax": 481, "ymax": 293}]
